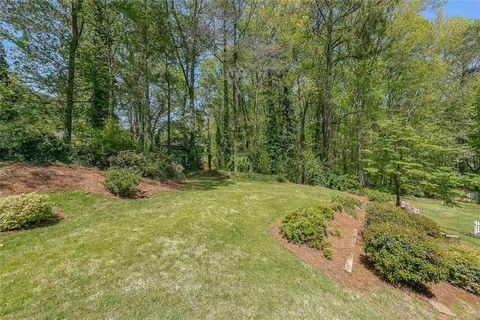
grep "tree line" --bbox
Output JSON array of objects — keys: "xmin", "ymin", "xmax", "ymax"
[{"xmin": 1, "ymin": 0, "xmax": 479, "ymax": 203}]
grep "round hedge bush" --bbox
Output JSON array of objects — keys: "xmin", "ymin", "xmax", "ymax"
[
  {"xmin": 0, "ymin": 193, "xmax": 53, "ymax": 231},
  {"xmin": 104, "ymin": 168, "xmax": 141, "ymax": 198},
  {"xmin": 280, "ymin": 205, "xmax": 334, "ymax": 249},
  {"xmin": 365, "ymin": 202, "xmax": 441, "ymax": 238},
  {"xmin": 363, "ymin": 222, "xmax": 446, "ymax": 285},
  {"xmin": 108, "ymin": 150, "xmax": 148, "ymax": 176},
  {"xmin": 444, "ymin": 244, "xmax": 480, "ymax": 295}
]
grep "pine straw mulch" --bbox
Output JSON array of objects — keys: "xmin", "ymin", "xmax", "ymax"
[
  {"xmin": 269, "ymin": 208, "xmax": 480, "ymax": 318},
  {"xmin": 0, "ymin": 162, "xmax": 183, "ymax": 198}
]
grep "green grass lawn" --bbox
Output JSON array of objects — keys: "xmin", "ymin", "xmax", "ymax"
[
  {"xmin": 1, "ymin": 176, "xmax": 473, "ymax": 319},
  {"xmin": 407, "ymin": 197, "xmax": 480, "ymax": 248}
]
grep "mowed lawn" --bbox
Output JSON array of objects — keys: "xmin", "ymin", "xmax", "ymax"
[
  {"xmin": 0, "ymin": 177, "xmax": 450, "ymax": 319},
  {"xmin": 408, "ymin": 197, "xmax": 480, "ymax": 248}
]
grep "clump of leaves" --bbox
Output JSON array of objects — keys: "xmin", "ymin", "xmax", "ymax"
[
  {"xmin": 332, "ymin": 194, "xmax": 362, "ymax": 216},
  {"xmin": 104, "ymin": 168, "xmax": 141, "ymax": 198},
  {"xmin": 0, "ymin": 193, "xmax": 53, "ymax": 231},
  {"xmin": 443, "ymin": 244, "xmax": 480, "ymax": 295},
  {"xmin": 280, "ymin": 204, "xmax": 334, "ymax": 249},
  {"xmin": 323, "ymin": 240, "xmax": 334, "ymax": 260},
  {"xmin": 363, "ymin": 222, "xmax": 446, "ymax": 285},
  {"xmin": 365, "ymin": 203, "xmax": 441, "ymax": 238},
  {"xmin": 362, "ymin": 188, "xmax": 392, "ymax": 203}
]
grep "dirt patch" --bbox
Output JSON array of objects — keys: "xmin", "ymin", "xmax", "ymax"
[
  {"xmin": 269, "ymin": 209, "xmax": 480, "ymax": 312},
  {"xmin": 0, "ymin": 162, "xmax": 182, "ymax": 198}
]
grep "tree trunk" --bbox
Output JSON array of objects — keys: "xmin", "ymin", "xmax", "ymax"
[
  {"xmin": 64, "ymin": 0, "xmax": 82, "ymax": 143},
  {"xmin": 322, "ymin": 21, "xmax": 334, "ymax": 168},
  {"xmin": 231, "ymin": 21, "xmax": 239, "ymax": 171},
  {"xmin": 166, "ymin": 57, "xmax": 171, "ymax": 149},
  {"xmin": 394, "ymin": 173, "xmax": 401, "ymax": 206},
  {"xmin": 222, "ymin": 15, "xmax": 230, "ymax": 167}
]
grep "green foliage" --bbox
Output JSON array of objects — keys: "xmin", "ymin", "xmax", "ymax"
[
  {"xmin": 444, "ymin": 244, "xmax": 480, "ymax": 294},
  {"xmin": 296, "ymin": 152, "xmax": 358, "ymax": 191},
  {"xmin": 326, "ymin": 201, "xmax": 343, "ymax": 213},
  {"xmin": 280, "ymin": 205, "xmax": 335, "ymax": 249},
  {"xmin": 365, "ymin": 202, "xmax": 442, "ymax": 238},
  {"xmin": 332, "ymin": 194, "xmax": 362, "ymax": 216},
  {"xmin": 104, "ymin": 168, "xmax": 141, "ymax": 198},
  {"xmin": 152, "ymin": 156, "xmax": 186, "ymax": 181},
  {"xmin": 108, "ymin": 150, "xmax": 148, "ymax": 175},
  {"xmin": 363, "ymin": 222, "xmax": 446, "ymax": 285},
  {"xmin": 0, "ymin": 124, "xmax": 69, "ymax": 163},
  {"xmin": 0, "ymin": 193, "xmax": 53, "ymax": 231},
  {"xmin": 71, "ymin": 119, "xmax": 135, "ymax": 168},
  {"xmin": 358, "ymin": 188, "xmax": 392, "ymax": 203},
  {"xmin": 323, "ymin": 240, "xmax": 333, "ymax": 260}
]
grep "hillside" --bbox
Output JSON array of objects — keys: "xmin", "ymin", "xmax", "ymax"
[{"xmin": 1, "ymin": 171, "xmax": 479, "ymax": 319}]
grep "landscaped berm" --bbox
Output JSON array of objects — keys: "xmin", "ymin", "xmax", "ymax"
[{"xmin": 1, "ymin": 164, "xmax": 479, "ymax": 319}]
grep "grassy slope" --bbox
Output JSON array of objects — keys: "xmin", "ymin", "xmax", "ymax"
[
  {"xmin": 1, "ymin": 177, "xmax": 439, "ymax": 319},
  {"xmin": 407, "ymin": 197, "xmax": 480, "ymax": 248}
]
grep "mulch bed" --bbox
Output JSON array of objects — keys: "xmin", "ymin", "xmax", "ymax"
[
  {"xmin": 269, "ymin": 208, "xmax": 480, "ymax": 313},
  {"xmin": 0, "ymin": 162, "xmax": 183, "ymax": 198}
]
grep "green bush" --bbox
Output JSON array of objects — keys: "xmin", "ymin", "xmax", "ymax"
[
  {"xmin": 108, "ymin": 151, "xmax": 148, "ymax": 175},
  {"xmin": 104, "ymin": 168, "xmax": 141, "ymax": 198},
  {"xmin": 365, "ymin": 202, "xmax": 405, "ymax": 226},
  {"xmin": 0, "ymin": 124, "xmax": 69, "ymax": 163},
  {"xmin": 280, "ymin": 204, "xmax": 335, "ymax": 249},
  {"xmin": 326, "ymin": 173, "xmax": 359, "ymax": 191},
  {"xmin": 0, "ymin": 193, "xmax": 53, "ymax": 231},
  {"xmin": 363, "ymin": 222, "xmax": 446, "ymax": 285},
  {"xmin": 444, "ymin": 244, "xmax": 480, "ymax": 295},
  {"xmin": 153, "ymin": 158, "xmax": 185, "ymax": 181},
  {"xmin": 332, "ymin": 194, "xmax": 362, "ymax": 216},
  {"xmin": 365, "ymin": 203, "xmax": 441, "ymax": 238},
  {"xmin": 326, "ymin": 201, "xmax": 343, "ymax": 213},
  {"xmin": 362, "ymin": 188, "xmax": 392, "ymax": 203},
  {"xmin": 71, "ymin": 119, "xmax": 135, "ymax": 168},
  {"xmin": 323, "ymin": 240, "xmax": 333, "ymax": 260}
]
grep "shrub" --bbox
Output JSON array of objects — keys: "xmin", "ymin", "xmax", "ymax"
[
  {"xmin": 108, "ymin": 151, "xmax": 147, "ymax": 175},
  {"xmin": 363, "ymin": 222, "xmax": 446, "ymax": 285},
  {"xmin": 444, "ymin": 244, "xmax": 480, "ymax": 295},
  {"xmin": 0, "ymin": 124, "xmax": 69, "ymax": 163},
  {"xmin": 71, "ymin": 119, "xmax": 135, "ymax": 168},
  {"xmin": 365, "ymin": 203, "xmax": 442, "ymax": 238},
  {"xmin": 326, "ymin": 201, "xmax": 343, "ymax": 213},
  {"xmin": 323, "ymin": 240, "xmax": 333, "ymax": 260},
  {"xmin": 0, "ymin": 193, "xmax": 53, "ymax": 231},
  {"xmin": 365, "ymin": 202, "xmax": 405, "ymax": 226},
  {"xmin": 362, "ymin": 188, "xmax": 392, "ymax": 203},
  {"xmin": 326, "ymin": 173, "xmax": 359, "ymax": 191},
  {"xmin": 281, "ymin": 205, "xmax": 331, "ymax": 249},
  {"xmin": 104, "ymin": 168, "xmax": 141, "ymax": 198},
  {"xmin": 332, "ymin": 194, "xmax": 362, "ymax": 216},
  {"xmin": 154, "ymin": 159, "xmax": 185, "ymax": 181}
]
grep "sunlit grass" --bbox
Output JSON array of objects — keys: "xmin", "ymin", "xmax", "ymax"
[
  {"xmin": 0, "ymin": 177, "xmax": 467, "ymax": 319},
  {"xmin": 407, "ymin": 197, "xmax": 480, "ymax": 248}
]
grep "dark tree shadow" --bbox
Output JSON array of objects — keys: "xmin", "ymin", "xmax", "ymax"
[{"xmin": 181, "ymin": 175, "xmax": 235, "ymax": 191}]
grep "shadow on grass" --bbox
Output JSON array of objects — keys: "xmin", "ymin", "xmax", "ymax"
[{"xmin": 181, "ymin": 175, "xmax": 235, "ymax": 191}]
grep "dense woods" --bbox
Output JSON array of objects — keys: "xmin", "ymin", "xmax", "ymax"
[{"xmin": 1, "ymin": 0, "xmax": 480, "ymax": 203}]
